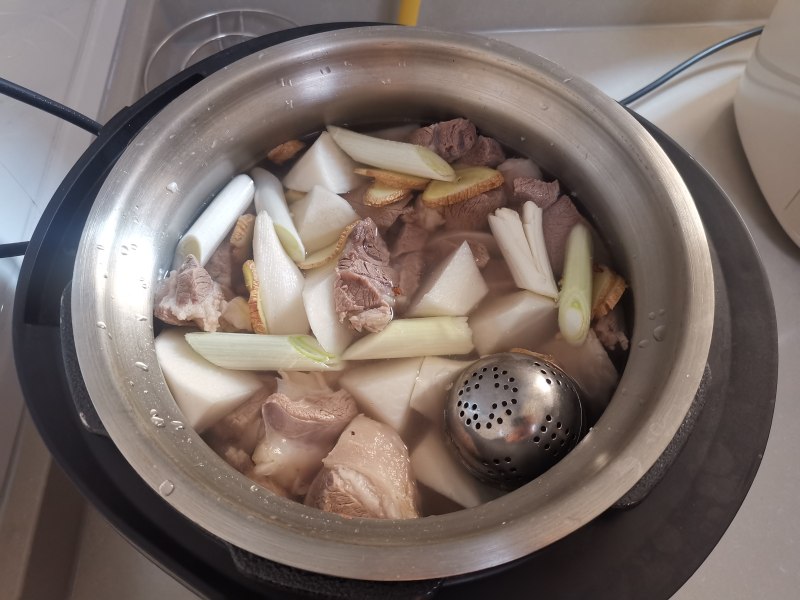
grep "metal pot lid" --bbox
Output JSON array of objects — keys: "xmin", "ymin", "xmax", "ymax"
[{"xmin": 70, "ymin": 26, "xmax": 714, "ymax": 580}]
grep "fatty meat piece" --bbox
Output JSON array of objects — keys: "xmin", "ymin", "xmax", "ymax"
[
  {"xmin": 333, "ymin": 218, "xmax": 397, "ymax": 333},
  {"xmin": 251, "ymin": 389, "xmax": 358, "ymax": 498},
  {"xmin": 154, "ymin": 254, "xmax": 226, "ymax": 332},
  {"xmin": 304, "ymin": 415, "xmax": 419, "ymax": 519}
]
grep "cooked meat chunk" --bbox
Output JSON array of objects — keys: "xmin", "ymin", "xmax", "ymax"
[
  {"xmin": 205, "ymin": 240, "xmax": 246, "ymax": 298},
  {"xmin": 513, "ymin": 177, "xmax": 581, "ymax": 276},
  {"xmin": 459, "ymin": 135, "xmax": 506, "ymax": 167},
  {"xmin": 593, "ymin": 308, "xmax": 630, "ymax": 352},
  {"xmin": 305, "ymin": 415, "xmax": 419, "ymax": 519},
  {"xmin": 392, "ymin": 251, "xmax": 425, "ymax": 312},
  {"xmin": 334, "ymin": 218, "xmax": 397, "ymax": 333},
  {"xmin": 154, "ymin": 254, "xmax": 226, "ymax": 332},
  {"xmin": 344, "ymin": 185, "xmax": 411, "ymax": 233},
  {"xmin": 442, "ymin": 188, "xmax": 507, "ymax": 231},
  {"xmin": 543, "ymin": 195, "xmax": 583, "ymax": 276},
  {"xmin": 513, "ymin": 177, "xmax": 561, "ymax": 210},
  {"xmin": 407, "ymin": 118, "xmax": 477, "ymax": 163},
  {"xmin": 203, "ymin": 384, "xmax": 275, "ymax": 473},
  {"xmin": 497, "ymin": 158, "xmax": 543, "ymax": 200},
  {"xmin": 251, "ymin": 389, "xmax": 358, "ymax": 498},
  {"xmin": 391, "ymin": 222, "xmax": 429, "ymax": 258},
  {"xmin": 400, "ymin": 196, "xmax": 446, "ymax": 232}
]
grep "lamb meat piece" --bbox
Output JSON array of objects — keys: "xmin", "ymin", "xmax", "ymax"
[
  {"xmin": 442, "ymin": 188, "xmax": 507, "ymax": 231},
  {"xmin": 391, "ymin": 221, "xmax": 429, "ymax": 258},
  {"xmin": 305, "ymin": 415, "xmax": 419, "ymax": 519},
  {"xmin": 593, "ymin": 308, "xmax": 630, "ymax": 352},
  {"xmin": 334, "ymin": 218, "xmax": 397, "ymax": 333},
  {"xmin": 407, "ymin": 118, "xmax": 477, "ymax": 163},
  {"xmin": 459, "ymin": 135, "xmax": 506, "ymax": 167},
  {"xmin": 498, "ymin": 158, "xmax": 543, "ymax": 200},
  {"xmin": 251, "ymin": 389, "xmax": 358, "ymax": 498},
  {"xmin": 344, "ymin": 185, "xmax": 411, "ymax": 233},
  {"xmin": 400, "ymin": 196, "xmax": 445, "ymax": 232},
  {"xmin": 392, "ymin": 251, "xmax": 425, "ymax": 312},
  {"xmin": 154, "ymin": 254, "xmax": 226, "ymax": 332},
  {"xmin": 543, "ymin": 195, "xmax": 583, "ymax": 277},
  {"xmin": 203, "ymin": 383, "xmax": 276, "ymax": 472},
  {"xmin": 406, "ymin": 124, "xmax": 436, "ymax": 149},
  {"xmin": 513, "ymin": 177, "xmax": 561, "ymax": 210},
  {"xmin": 205, "ymin": 240, "xmax": 247, "ymax": 298}
]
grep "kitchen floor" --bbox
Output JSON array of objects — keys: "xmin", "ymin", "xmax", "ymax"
[{"xmin": 3, "ymin": 2, "xmax": 799, "ymax": 599}]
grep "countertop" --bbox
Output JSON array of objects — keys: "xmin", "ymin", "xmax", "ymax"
[{"xmin": 1, "ymin": 3, "xmax": 798, "ymax": 599}]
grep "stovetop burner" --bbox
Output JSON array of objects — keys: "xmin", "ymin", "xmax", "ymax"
[{"xmin": 12, "ymin": 24, "xmax": 777, "ymax": 600}]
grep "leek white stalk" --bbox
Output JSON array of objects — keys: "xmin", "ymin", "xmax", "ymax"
[
  {"xmin": 521, "ymin": 201, "xmax": 558, "ymax": 297},
  {"xmin": 175, "ymin": 174, "xmax": 255, "ymax": 267},
  {"xmin": 251, "ymin": 167, "xmax": 305, "ymax": 262},
  {"xmin": 185, "ymin": 332, "xmax": 343, "ymax": 371},
  {"xmin": 253, "ymin": 211, "xmax": 310, "ymax": 335},
  {"xmin": 341, "ymin": 317, "xmax": 474, "ymax": 360},
  {"xmin": 488, "ymin": 206, "xmax": 558, "ymax": 299},
  {"xmin": 558, "ymin": 223, "xmax": 593, "ymax": 346},
  {"xmin": 327, "ymin": 125, "xmax": 456, "ymax": 182}
]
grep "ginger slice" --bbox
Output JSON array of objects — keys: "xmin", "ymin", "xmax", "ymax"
[
  {"xmin": 296, "ymin": 221, "xmax": 358, "ymax": 270},
  {"xmin": 354, "ymin": 167, "xmax": 430, "ymax": 190},
  {"xmin": 363, "ymin": 183, "xmax": 414, "ymax": 207},
  {"xmin": 421, "ymin": 166, "xmax": 504, "ymax": 207},
  {"xmin": 267, "ymin": 139, "xmax": 306, "ymax": 165},
  {"xmin": 229, "ymin": 214, "xmax": 255, "ymax": 264},
  {"xmin": 591, "ymin": 264, "xmax": 627, "ymax": 319},
  {"xmin": 243, "ymin": 260, "xmax": 268, "ymax": 334}
]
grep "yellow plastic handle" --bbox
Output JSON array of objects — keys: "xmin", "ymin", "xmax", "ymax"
[{"xmin": 396, "ymin": 0, "xmax": 421, "ymax": 26}]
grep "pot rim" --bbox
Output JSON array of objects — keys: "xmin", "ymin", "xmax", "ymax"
[{"xmin": 72, "ymin": 25, "xmax": 714, "ymax": 581}]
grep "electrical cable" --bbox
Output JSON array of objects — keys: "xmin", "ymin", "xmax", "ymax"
[
  {"xmin": 0, "ymin": 76, "xmax": 103, "ymax": 135},
  {"xmin": 0, "ymin": 241, "xmax": 29, "ymax": 258},
  {"xmin": 620, "ymin": 26, "xmax": 763, "ymax": 106}
]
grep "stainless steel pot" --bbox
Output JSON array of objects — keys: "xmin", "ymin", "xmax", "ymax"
[{"xmin": 72, "ymin": 26, "xmax": 713, "ymax": 581}]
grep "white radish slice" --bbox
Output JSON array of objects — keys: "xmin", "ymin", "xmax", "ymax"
[
  {"xmin": 253, "ymin": 211, "xmax": 309, "ymax": 335},
  {"xmin": 407, "ymin": 242, "xmax": 489, "ymax": 317},
  {"xmin": 411, "ymin": 427, "xmax": 504, "ymax": 509},
  {"xmin": 302, "ymin": 264, "xmax": 355, "ymax": 355},
  {"xmin": 469, "ymin": 290, "xmax": 557, "ymax": 356},
  {"xmin": 251, "ymin": 167, "xmax": 305, "ymax": 262},
  {"xmin": 155, "ymin": 328, "xmax": 264, "ymax": 432},
  {"xmin": 290, "ymin": 185, "xmax": 359, "ymax": 253},
  {"xmin": 409, "ymin": 357, "xmax": 472, "ymax": 424},
  {"xmin": 338, "ymin": 357, "xmax": 423, "ymax": 434},
  {"xmin": 175, "ymin": 174, "xmax": 254, "ymax": 268},
  {"xmin": 282, "ymin": 131, "xmax": 362, "ymax": 193}
]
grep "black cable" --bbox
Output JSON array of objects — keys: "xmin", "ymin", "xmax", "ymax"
[
  {"xmin": 0, "ymin": 76, "xmax": 102, "ymax": 135},
  {"xmin": 0, "ymin": 241, "xmax": 28, "ymax": 258},
  {"xmin": 620, "ymin": 26, "xmax": 764, "ymax": 106}
]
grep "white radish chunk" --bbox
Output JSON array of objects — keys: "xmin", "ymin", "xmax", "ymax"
[
  {"xmin": 341, "ymin": 317, "xmax": 474, "ymax": 361},
  {"xmin": 411, "ymin": 428, "xmax": 504, "ymax": 509},
  {"xmin": 538, "ymin": 330, "xmax": 618, "ymax": 420},
  {"xmin": 338, "ymin": 357, "xmax": 423, "ymax": 434},
  {"xmin": 409, "ymin": 357, "xmax": 472, "ymax": 424},
  {"xmin": 221, "ymin": 296, "xmax": 253, "ymax": 332},
  {"xmin": 251, "ymin": 167, "xmax": 305, "ymax": 262},
  {"xmin": 175, "ymin": 174, "xmax": 255, "ymax": 268},
  {"xmin": 469, "ymin": 290, "xmax": 558, "ymax": 356},
  {"xmin": 291, "ymin": 185, "xmax": 359, "ymax": 254},
  {"xmin": 302, "ymin": 265, "xmax": 356, "ymax": 355},
  {"xmin": 407, "ymin": 242, "xmax": 489, "ymax": 317},
  {"xmin": 154, "ymin": 328, "xmax": 263, "ymax": 432},
  {"xmin": 282, "ymin": 131, "xmax": 362, "ymax": 193},
  {"xmin": 254, "ymin": 211, "xmax": 309, "ymax": 334}
]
